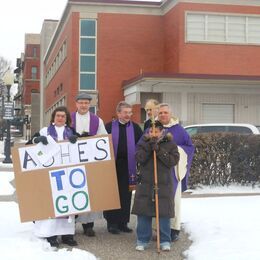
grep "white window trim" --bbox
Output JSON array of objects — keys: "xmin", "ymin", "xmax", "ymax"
[{"xmin": 185, "ymin": 11, "xmax": 260, "ymax": 46}]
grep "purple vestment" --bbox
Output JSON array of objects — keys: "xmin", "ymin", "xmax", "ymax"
[
  {"xmin": 164, "ymin": 124, "xmax": 194, "ymax": 194},
  {"xmin": 47, "ymin": 124, "xmax": 73, "ymax": 141},
  {"xmin": 111, "ymin": 120, "xmax": 137, "ymax": 188},
  {"xmin": 71, "ymin": 112, "xmax": 99, "ymax": 135}
]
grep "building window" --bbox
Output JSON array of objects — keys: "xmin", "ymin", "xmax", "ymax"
[
  {"xmin": 80, "ymin": 19, "xmax": 96, "ymax": 90},
  {"xmin": 89, "ymin": 106, "xmax": 96, "ymax": 114},
  {"xmin": 31, "ymin": 66, "xmax": 37, "ymax": 79},
  {"xmin": 186, "ymin": 12, "xmax": 260, "ymax": 44},
  {"xmin": 33, "ymin": 47, "xmax": 37, "ymax": 57}
]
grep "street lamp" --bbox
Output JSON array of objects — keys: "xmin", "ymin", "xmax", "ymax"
[{"xmin": 2, "ymin": 70, "xmax": 14, "ymax": 164}]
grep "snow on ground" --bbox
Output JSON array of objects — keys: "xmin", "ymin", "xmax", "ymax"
[
  {"xmin": 0, "ymin": 162, "xmax": 14, "ymax": 168},
  {"xmin": 187, "ymin": 184, "xmax": 260, "ymax": 194},
  {"xmin": 0, "ymin": 171, "xmax": 14, "ymax": 195},
  {"xmin": 0, "ymin": 202, "xmax": 97, "ymax": 260},
  {"xmin": 0, "ymin": 140, "xmax": 4, "ymax": 158},
  {"xmin": 182, "ymin": 195, "xmax": 260, "ymax": 260}
]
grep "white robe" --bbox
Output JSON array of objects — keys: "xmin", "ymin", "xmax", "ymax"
[
  {"xmin": 75, "ymin": 112, "xmax": 107, "ymax": 224},
  {"xmin": 171, "ymin": 146, "xmax": 188, "ymax": 230},
  {"xmin": 34, "ymin": 126, "xmax": 75, "ymax": 237}
]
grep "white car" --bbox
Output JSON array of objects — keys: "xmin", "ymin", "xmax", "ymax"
[{"xmin": 184, "ymin": 123, "xmax": 260, "ymax": 136}]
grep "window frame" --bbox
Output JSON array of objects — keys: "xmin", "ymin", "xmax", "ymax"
[
  {"xmin": 186, "ymin": 11, "xmax": 260, "ymax": 45},
  {"xmin": 79, "ymin": 19, "xmax": 97, "ymax": 91}
]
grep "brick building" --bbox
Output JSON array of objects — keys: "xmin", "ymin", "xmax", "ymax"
[
  {"xmin": 23, "ymin": 34, "xmax": 40, "ymax": 135},
  {"xmin": 42, "ymin": 0, "xmax": 260, "ymax": 127}
]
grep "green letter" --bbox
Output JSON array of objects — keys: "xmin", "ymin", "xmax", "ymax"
[
  {"xmin": 56, "ymin": 195, "xmax": 69, "ymax": 213},
  {"xmin": 72, "ymin": 191, "xmax": 88, "ymax": 211}
]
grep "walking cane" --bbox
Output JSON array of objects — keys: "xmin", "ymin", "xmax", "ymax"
[{"xmin": 151, "ymin": 112, "xmax": 160, "ymax": 253}]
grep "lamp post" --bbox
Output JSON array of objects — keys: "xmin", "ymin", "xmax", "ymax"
[{"xmin": 2, "ymin": 70, "xmax": 14, "ymax": 164}]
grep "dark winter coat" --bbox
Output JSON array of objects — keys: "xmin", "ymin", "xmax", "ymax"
[{"xmin": 131, "ymin": 133, "xmax": 180, "ymax": 218}]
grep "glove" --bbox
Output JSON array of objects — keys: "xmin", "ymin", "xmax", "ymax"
[
  {"xmin": 81, "ymin": 131, "xmax": 90, "ymax": 137},
  {"xmin": 68, "ymin": 135, "xmax": 77, "ymax": 144},
  {"xmin": 34, "ymin": 135, "xmax": 48, "ymax": 145},
  {"xmin": 149, "ymin": 137, "xmax": 159, "ymax": 151}
]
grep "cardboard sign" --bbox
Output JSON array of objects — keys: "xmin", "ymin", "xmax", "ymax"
[{"xmin": 11, "ymin": 134, "xmax": 120, "ymax": 222}]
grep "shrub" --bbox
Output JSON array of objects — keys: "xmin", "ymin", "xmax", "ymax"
[{"xmin": 189, "ymin": 133, "xmax": 260, "ymax": 188}]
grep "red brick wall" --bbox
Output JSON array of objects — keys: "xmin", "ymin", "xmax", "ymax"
[
  {"xmin": 23, "ymin": 44, "xmax": 40, "ymax": 104},
  {"xmin": 97, "ymin": 13, "xmax": 164, "ymax": 123},
  {"xmin": 163, "ymin": 4, "xmax": 181, "ymax": 73},
  {"xmin": 45, "ymin": 13, "xmax": 80, "ymax": 111},
  {"xmin": 132, "ymin": 103, "xmax": 141, "ymax": 123},
  {"xmin": 173, "ymin": 3, "xmax": 260, "ymax": 75}
]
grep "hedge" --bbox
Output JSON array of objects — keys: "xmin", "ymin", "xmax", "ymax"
[{"xmin": 189, "ymin": 133, "xmax": 260, "ymax": 188}]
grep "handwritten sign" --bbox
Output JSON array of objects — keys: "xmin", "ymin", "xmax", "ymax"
[
  {"xmin": 50, "ymin": 165, "xmax": 91, "ymax": 217},
  {"xmin": 12, "ymin": 135, "xmax": 120, "ymax": 222},
  {"xmin": 18, "ymin": 136, "xmax": 111, "ymax": 172}
]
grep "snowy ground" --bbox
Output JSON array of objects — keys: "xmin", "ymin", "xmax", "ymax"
[
  {"xmin": 187, "ymin": 184, "xmax": 260, "ymax": 194},
  {"xmin": 182, "ymin": 196, "xmax": 260, "ymax": 260}
]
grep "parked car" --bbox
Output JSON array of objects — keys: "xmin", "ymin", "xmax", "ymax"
[{"xmin": 184, "ymin": 123, "xmax": 260, "ymax": 136}]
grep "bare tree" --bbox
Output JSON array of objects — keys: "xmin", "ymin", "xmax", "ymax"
[{"xmin": 0, "ymin": 56, "xmax": 11, "ymax": 82}]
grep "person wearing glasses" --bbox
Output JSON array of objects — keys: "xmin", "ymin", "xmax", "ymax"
[
  {"xmin": 27, "ymin": 106, "xmax": 78, "ymax": 248},
  {"xmin": 71, "ymin": 92, "xmax": 107, "ymax": 237},
  {"xmin": 104, "ymin": 101, "xmax": 143, "ymax": 234}
]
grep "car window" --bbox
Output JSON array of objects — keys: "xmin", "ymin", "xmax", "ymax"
[
  {"xmin": 228, "ymin": 126, "xmax": 252, "ymax": 134},
  {"xmin": 198, "ymin": 126, "xmax": 226, "ymax": 133},
  {"xmin": 185, "ymin": 127, "xmax": 198, "ymax": 136}
]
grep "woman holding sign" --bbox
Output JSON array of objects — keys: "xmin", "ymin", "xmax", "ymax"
[{"xmin": 27, "ymin": 106, "xmax": 78, "ymax": 248}]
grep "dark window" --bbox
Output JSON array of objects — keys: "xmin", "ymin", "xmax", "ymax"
[
  {"xmin": 33, "ymin": 47, "xmax": 37, "ymax": 57},
  {"xmin": 198, "ymin": 126, "xmax": 226, "ymax": 133},
  {"xmin": 31, "ymin": 66, "xmax": 37, "ymax": 79},
  {"xmin": 228, "ymin": 126, "xmax": 252, "ymax": 134}
]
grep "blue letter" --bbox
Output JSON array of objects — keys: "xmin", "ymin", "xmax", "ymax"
[
  {"xmin": 69, "ymin": 168, "xmax": 86, "ymax": 188},
  {"xmin": 51, "ymin": 170, "xmax": 65, "ymax": 191}
]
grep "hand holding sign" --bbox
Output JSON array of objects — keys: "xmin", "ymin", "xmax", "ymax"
[{"xmin": 34, "ymin": 136, "xmax": 60, "ymax": 165}]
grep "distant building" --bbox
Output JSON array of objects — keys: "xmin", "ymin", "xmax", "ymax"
[
  {"xmin": 40, "ymin": 19, "xmax": 59, "ymax": 128},
  {"xmin": 23, "ymin": 33, "xmax": 40, "ymax": 136},
  {"xmin": 41, "ymin": 0, "xmax": 260, "ymax": 126}
]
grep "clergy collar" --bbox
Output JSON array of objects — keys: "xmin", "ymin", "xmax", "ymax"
[
  {"xmin": 118, "ymin": 119, "xmax": 130, "ymax": 125},
  {"xmin": 77, "ymin": 111, "xmax": 89, "ymax": 116},
  {"xmin": 163, "ymin": 117, "xmax": 179, "ymax": 128}
]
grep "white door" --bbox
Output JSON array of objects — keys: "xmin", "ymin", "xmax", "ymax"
[{"xmin": 202, "ymin": 104, "xmax": 234, "ymax": 123}]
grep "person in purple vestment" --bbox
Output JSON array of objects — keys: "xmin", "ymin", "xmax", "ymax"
[
  {"xmin": 27, "ymin": 106, "xmax": 78, "ymax": 248},
  {"xmin": 71, "ymin": 92, "xmax": 107, "ymax": 237},
  {"xmin": 104, "ymin": 101, "xmax": 143, "ymax": 234},
  {"xmin": 158, "ymin": 103, "xmax": 194, "ymax": 242}
]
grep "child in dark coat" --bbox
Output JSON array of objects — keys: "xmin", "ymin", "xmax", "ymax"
[{"xmin": 132, "ymin": 121, "xmax": 179, "ymax": 251}]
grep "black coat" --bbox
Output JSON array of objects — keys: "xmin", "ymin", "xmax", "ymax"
[{"xmin": 131, "ymin": 133, "xmax": 179, "ymax": 218}]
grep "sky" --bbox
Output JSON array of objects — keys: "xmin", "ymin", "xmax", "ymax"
[
  {"xmin": 1, "ymin": 140, "xmax": 260, "ymax": 259},
  {"xmin": 0, "ymin": 0, "xmax": 161, "ymax": 69},
  {"xmin": 0, "ymin": 0, "xmax": 68, "ymax": 68}
]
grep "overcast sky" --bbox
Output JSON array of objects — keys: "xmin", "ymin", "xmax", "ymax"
[
  {"xmin": 0, "ymin": 0, "xmax": 69, "ymax": 68},
  {"xmin": 0, "ymin": 0, "xmax": 161, "ymax": 69}
]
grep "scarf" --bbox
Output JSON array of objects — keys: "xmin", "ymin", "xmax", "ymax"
[
  {"xmin": 112, "ymin": 120, "xmax": 136, "ymax": 190},
  {"xmin": 71, "ymin": 112, "xmax": 99, "ymax": 135},
  {"xmin": 47, "ymin": 124, "xmax": 73, "ymax": 141}
]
